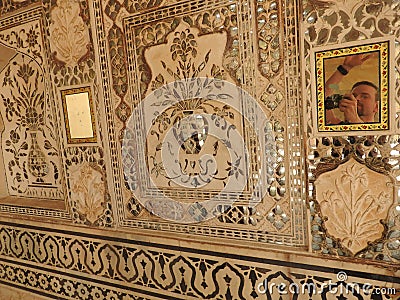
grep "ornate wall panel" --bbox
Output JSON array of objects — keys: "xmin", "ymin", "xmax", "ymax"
[
  {"xmin": 0, "ymin": 5, "xmax": 68, "ymax": 218},
  {"xmin": 0, "ymin": 0, "xmax": 398, "ymax": 298},
  {"xmin": 303, "ymin": 0, "xmax": 400, "ymax": 262},
  {"xmin": 100, "ymin": 0, "xmax": 308, "ymax": 246},
  {"xmin": 0, "ymin": 1, "xmax": 115, "ymax": 226},
  {"xmin": 45, "ymin": 0, "xmax": 115, "ymax": 226}
]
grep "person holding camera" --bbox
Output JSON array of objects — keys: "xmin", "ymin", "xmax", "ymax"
[{"xmin": 325, "ymin": 53, "xmax": 379, "ymax": 125}]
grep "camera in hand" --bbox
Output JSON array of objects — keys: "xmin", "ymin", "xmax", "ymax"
[{"xmin": 325, "ymin": 94, "xmax": 344, "ymax": 110}]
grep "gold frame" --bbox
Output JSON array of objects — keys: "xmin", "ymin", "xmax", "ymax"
[
  {"xmin": 311, "ymin": 38, "xmax": 394, "ymax": 135},
  {"xmin": 60, "ymin": 86, "xmax": 97, "ymax": 144}
]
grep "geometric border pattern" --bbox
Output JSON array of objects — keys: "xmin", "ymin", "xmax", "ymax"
[{"xmin": 0, "ymin": 221, "xmax": 398, "ymax": 299}]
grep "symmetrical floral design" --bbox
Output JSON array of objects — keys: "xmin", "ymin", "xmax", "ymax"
[
  {"xmin": 129, "ymin": 8, "xmax": 239, "ymax": 103},
  {"xmin": 148, "ymin": 26, "xmax": 226, "ymax": 90},
  {"xmin": 143, "ymin": 26, "xmax": 248, "ymax": 193},
  {"xmin": 69, "ymin": 162, "xmax": 106, "ymax": 224},
  {"xmin": 315, "ymin": 159, "xmax": 393, "ymax": 255},
  {"xmin": 0, "ymin": 54, "xmax": 62, "ymax": 194},
  {"xmin": 117, "ymin": 0, "xmax": 304, "ymax": 241},
  {"xmin": 49, "ymin": 0, "xmax": 91, "ymax": 66},
  {"xmin": 3, "ymin": 59, "xmax": 44, "ymax": 129}
]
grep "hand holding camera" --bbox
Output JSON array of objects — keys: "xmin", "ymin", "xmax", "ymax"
[
  {"xmin": 325, "ymin": 92, "xmax": 363, "ymax": 124},
  {"xmin": 324, "ymin": 53, "xmax": 377, "ymax": 125},
  {"xmin": 337, "ymin": 93, "xmax": 363, "ymax": 124}
]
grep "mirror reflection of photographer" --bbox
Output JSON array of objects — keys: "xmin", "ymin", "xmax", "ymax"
[{"xmin": 325, "ymin": 54, "xmax": 379, "ymax": 125}]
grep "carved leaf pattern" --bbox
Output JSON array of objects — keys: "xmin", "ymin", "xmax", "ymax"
[
  {"xmin": 49, "ymin": 0, "xmax": 90, "ymax": 65},
  {"xmin": 0, "ymin": 54, "xmax": 62, "ymax": 195},
  {"xmin": 70, "ymin": 163, "xmax": 106, "ymax": 224},
  {"xmin": 317, "ymin": 159, "xmax": 392, "ymax": 254}
]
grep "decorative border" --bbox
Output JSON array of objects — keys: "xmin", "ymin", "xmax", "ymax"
[
  {"xmin": 0, "ymin": 221, "xmax": 398, "ymax": 299},
  {"xmin": 60, "ymin": 85, "xmax": 98, "ymax": 144},
  {"xmin": 0, "ymin": 260, "xmax": 151, "ymax": 300},
  {"xmin": 310, "ymin": 37, "xmax": 395, "ymax": 136}
]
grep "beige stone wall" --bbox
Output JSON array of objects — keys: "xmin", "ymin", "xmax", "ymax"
[{"xmin": 0, "ymin": 0, "xmax": 398, "ymax": 299}]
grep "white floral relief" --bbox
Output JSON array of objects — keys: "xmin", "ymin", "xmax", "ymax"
[
  {"xmin": 69, "ymin": 163, "xmax": 105, "ymax": 224},
  {"xmin": 49, "ymin": 0, "xmax": 90, "ymax": 65},
  {"xmin": 315, "ymin": 158, "xmax": 393, "ymax": 255}
]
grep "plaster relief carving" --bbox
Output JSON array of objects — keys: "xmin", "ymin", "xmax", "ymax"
[
  {"xmin": 69, "ymin": 163, "xmax": 106, "ymax": 224},
  {"xmin": 143, "ymin": 24, "xmax": 245, "ymax": 193},
  {"xmin": 315, "ymin": 158, "xmax": 393, "ymax": 255},
  {"xmin": 145, "ymin": 23, "xmax": 230, "ymax": 94},
  {"xmin": 49, "ymin": 0, "xmax": 90, "ymax": 66}
]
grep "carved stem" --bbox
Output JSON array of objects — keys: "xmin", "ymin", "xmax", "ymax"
[{"xmin": 350, "ymin": 178, "xmax": 357, "ymax": 242}]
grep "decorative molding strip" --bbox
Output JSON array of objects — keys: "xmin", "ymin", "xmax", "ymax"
[{"xmin": 0, "ymin": 221, "xmax": 398, "ymax": 299}]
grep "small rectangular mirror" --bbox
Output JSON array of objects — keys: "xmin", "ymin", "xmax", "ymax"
[{"xmin": 61, "ymin": 86, "xmax": 97, "ymax": 144}]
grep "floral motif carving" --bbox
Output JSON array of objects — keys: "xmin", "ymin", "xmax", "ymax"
[
  {"xmin": 69, "ymin": 163, "xmax": 106, "ymax": 224},
  {"xmin": 142, "ymin": 28, "xmax": 253, "ymax": 195},
  {"xmin": 129, "ymin": 9, "xmax": 239, "ymax": 102},
  {"xmin": 118, "ymin": 0, "xmax": 303, "ymax": 241},
  {"xmin": 146, "ymin": 25, "xmax": 228, "ymax": 91},
  {"xmin": 49, "ymin": 0, "xmax": 90, "ymax": 66},
  {"xmin": 0, "ymin": 54, "xmax": 62, "ymax": 195},
  {"xmin": 2, "ymin": 58, "xmax": 44, "ymax": 129},
  {"xmin": 147, "ymin": 98, "xmax": 244, "ymax": 190},
  {"xmin": 315, "ymin": 159, "xmax": 393, "ymax": 255},
  {"xmin": 143, "ymin": 25, "xmax": 247, "ymax": 192}
]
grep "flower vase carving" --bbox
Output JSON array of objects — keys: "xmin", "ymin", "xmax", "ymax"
[{"xmin": 27, "ymin": 130, "xmax": 49, "ymax": 181}]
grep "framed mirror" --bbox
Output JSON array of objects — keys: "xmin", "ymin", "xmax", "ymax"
[
  {"xmin": 60, "ymin": 86, "xmax": 97, "ymax": 144},
  {"xmin": 311, "ymin": 37, "xmax": 394, "ymax": 136}
]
